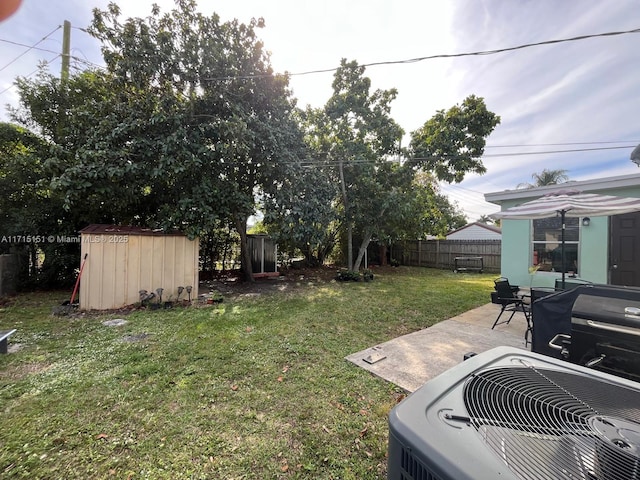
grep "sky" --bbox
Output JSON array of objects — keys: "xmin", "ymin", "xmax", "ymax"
[{"xmin": 1, "ymin": 0, "xmax": 640, "ymax": 221}]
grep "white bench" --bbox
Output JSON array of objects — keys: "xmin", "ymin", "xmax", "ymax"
[{"xmin": 0, "ymin": 329, "xmax": 16, "ymax": 353}]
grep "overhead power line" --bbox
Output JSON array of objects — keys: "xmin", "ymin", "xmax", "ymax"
[
  {"xmin": 2, "ymin": 24, "xmax": 639, "ymax": 83},
  {"xmin": 0, "ymin": 26, "xmax": 62, "ymax": 73},
  {"xmin": 0, "ymin": 38, "xmax": 61, "ymax": 57},
  {"xmin": 485, "ymin": 140, "xmax": 640, "ymax": 148},
  {"xmin": 0, "ymin": 37, "xmax": 103, "ymax": 70},
  {"xmin": 0, "ymin": 54, "xmax": 61, "ymax": 96},
  {"xmin": 293, "ymin": 144, "xmax": 637, "ymax": 167},
  {"xmin": 479, "ymin": 144, "xmax": 636, "ymax": 158},
  {"xmin": 202, "ymin": 26, "xmax": 640, "ymax": 81}
]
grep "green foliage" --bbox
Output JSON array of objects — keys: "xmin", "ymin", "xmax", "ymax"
[
  {"xmin": 5, "ymin": 1, "xmax": 499, "ymax": 282},
  {"xmin": 409, "ymin": 94, "xmax": 501, "ymax": 183},
  {"xmin": 263, "ymin": 155, "xmax": 340, "ymax": 266},
  {"xmin": 517, "ymin": 168, "xmax": 570, "ymax": 188},
  {"xmin": 408, "ymin": 172, "xmax": 467, "ymax": 238},
  {"xmin": 0, "ymin": 123, "xmax": 82, "ymax": 287},
  {"xmin": 336, "ymin": 269, "xmax": 363, "ymax": 281},
  {"xmin": 10, "ymin": 1, "xmax": 305, "ymax": 281},
  {"xmin": 303, "ymin": 60, "xmax": 406, "ymax": 270},
  {"xmin": 297, "ymin": 65, "xmax": 496, "ymax": 270}
]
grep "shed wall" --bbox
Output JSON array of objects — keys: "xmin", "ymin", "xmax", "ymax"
[{"xmin": 79, "ymin": 233, "xmax": 199, "ymax": 310}]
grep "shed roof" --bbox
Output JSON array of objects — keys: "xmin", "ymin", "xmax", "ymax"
[{"xmin": 79, "ymin": 224, "xmax": 187, "ymax": 237}]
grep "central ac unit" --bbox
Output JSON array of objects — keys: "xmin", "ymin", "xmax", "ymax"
[{"xmin": 388, "ymin": 346, "xmax": 640, "ymax": 480}]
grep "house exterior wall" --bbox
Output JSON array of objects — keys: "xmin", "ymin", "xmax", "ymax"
[
  {"xmin": 579, "ymin": 215, "xmax": 608, "ymax": 284},
  {"xmin": 499, "ymin": 218, "xmax": 531, "ymax": 286},
  {"xmin": 79, "ymin": 230, "xmax": 199, "ymax": 310}
]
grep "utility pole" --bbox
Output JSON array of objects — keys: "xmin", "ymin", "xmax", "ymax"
[
  {"xmin": 57, "ymin": 20, "xmax": 70, "ymax": 140},
  {"xmin": 61, "ymin": 20, "xmax": 71, "ymax": 83}
]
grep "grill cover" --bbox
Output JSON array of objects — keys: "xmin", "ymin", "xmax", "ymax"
[{"xmin": 531, "ymin": 287, "xmax": 582, "ymax": 357}]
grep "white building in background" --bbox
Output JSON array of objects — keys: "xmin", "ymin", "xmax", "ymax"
[{"xmin": 446, "ymin": 222, "xmax": 502, "ymax": 241}]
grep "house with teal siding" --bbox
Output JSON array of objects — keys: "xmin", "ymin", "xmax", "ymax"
[{"xmin": 485, "ymin": 173, "xmax": 640, "ymax": 289}]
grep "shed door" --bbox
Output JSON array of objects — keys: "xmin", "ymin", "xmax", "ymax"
[{"xmin": 610, "ymin": 211, "xmax": 640, "ymax": 287}]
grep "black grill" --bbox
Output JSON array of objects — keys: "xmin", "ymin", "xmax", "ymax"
[
  {"xmin": 463, "ymin": 366, "xmax": 640, "ymax": 480},
  {"xmin": 532, "ymin": 284, "xmax": 640, "ymax": 381}
]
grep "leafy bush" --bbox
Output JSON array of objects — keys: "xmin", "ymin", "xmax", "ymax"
[{"xmin": 335, "ymin": 269, "xmax": 361, "ymax": 282}]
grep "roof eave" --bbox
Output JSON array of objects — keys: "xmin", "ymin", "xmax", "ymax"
[{"xmin": 485, "ymin": 172, "xmax": 640, "ymax": 205}]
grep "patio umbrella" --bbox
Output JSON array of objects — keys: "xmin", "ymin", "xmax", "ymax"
[{"xmin": 491, "ymin": 189, "xmax": 640, "ymax": 288}]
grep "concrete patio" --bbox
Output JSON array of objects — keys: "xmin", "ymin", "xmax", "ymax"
[{"xmin": 346, "ymin": 302, "xmax": 530, "ymax": 392}]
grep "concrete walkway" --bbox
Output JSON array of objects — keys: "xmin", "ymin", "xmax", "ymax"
[{"xmin": 346, "ymin": 303, "xmax": 530, "ymax": 392}]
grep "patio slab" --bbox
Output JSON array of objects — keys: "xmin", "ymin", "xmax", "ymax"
[{"xmin": 346, "ymin": 303, "xmax": 530, "ymax": 392}]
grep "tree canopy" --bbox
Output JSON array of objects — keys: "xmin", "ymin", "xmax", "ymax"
[
  {"xmin": 10, "ymin": 0, "xmax": 305, "ymax": 280},
  {"xmin": 5, "ymin": 1, "xmax": 501, "ymax": 283},
  {"xmin": 266, "ymin": 61, "xmax": 499, "ymax": 270}
]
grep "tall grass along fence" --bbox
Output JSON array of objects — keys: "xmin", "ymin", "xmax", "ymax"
[{"xmin": 391, "ymin": 240, "xmax": 501, "ymax": 273}]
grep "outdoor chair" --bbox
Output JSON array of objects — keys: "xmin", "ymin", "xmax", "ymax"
[{"xmin": 491, "ymin": 277, "xmax": 532, "ymax": 345}]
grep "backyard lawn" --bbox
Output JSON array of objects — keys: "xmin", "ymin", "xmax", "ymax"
[{"xmin": 0, "ymin": 266, "xmax": 494, "ymax": 479}]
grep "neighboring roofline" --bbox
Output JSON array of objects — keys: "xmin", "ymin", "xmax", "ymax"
[
  {"xmin": 447, "ymin": 221, "xmax": 502, "ymax": 236},
  {"xmin": 485, "ymin": 172, "xmax": 640, "ymax": 205}
]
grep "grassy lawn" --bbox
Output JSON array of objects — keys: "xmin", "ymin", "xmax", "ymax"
[{"xmin": 0, "ymin": 267, "xmax": 494, "ymax": 479}]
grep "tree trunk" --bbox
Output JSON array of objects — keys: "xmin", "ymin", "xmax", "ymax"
[
  {"xmin": 235, "ymin": 216, "xmax": 254, "ymax": 282},
  {"xmin": 338, "ymin": 158, "xmax": 353, "ymax": 270},
  {"xmin": 379, "ymin": 244, "xmax": 388, "ymax": 266},
  {"xmin": 352, "ymin": 229, "xmax": 373, "ymax": 271},
  {"xmin": 347, "ymin": 224, "xmax": 353, "ymax": 270}
]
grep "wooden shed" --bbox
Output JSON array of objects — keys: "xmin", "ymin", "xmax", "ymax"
[{"xmin": 79, "ymin": 225, "xmax": 199, "ymax": 310}]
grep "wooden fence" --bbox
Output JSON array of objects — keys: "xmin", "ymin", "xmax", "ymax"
[
  {"xmin": 0, "ymin": 254, "xmax": 18, "ymax": 297},
  {"xmin": 390, "ymin": 240, "xmax": 501, "ymax": 273}
]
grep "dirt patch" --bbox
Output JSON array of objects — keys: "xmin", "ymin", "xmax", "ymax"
[
  {"xmin": 36, "ymin": 266, "xmax": 389, "ymax": 317},
  {"xmin": 200, "ymin": 265, "xmax": 343, "ymax": 298},
  {"xmin": 0, "ymin": 362, "xmax": 52, "ymax": 381}
]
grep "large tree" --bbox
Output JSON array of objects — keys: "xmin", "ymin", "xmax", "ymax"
[
  {"xmin": 11, "ymin": 0, "xmax": 304, "ymax": 281},
  {"xmin": 301, "ymin": 63, "xmax": 499, "ymax": 270},
  {"xmin": 408, "ymin": 94, "xmax": 501, "ymax": 182},
  {"xmin": 304, "ymin": 59, "xmax": 405, "ymax": 271}
]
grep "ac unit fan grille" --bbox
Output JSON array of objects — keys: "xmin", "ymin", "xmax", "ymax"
[{"xmin": 459, "ymin": 367, "xmax": 640, "ymax": 480}]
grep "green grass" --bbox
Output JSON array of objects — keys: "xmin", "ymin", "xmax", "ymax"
[{"xmin": 0, "ymin": 267, "xmax": 494, "ymax": 479}]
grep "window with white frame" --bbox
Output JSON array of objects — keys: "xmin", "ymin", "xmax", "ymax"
[{"xmin": 532, "ymin": 216, "xmax": 580, "ymax": 274}]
